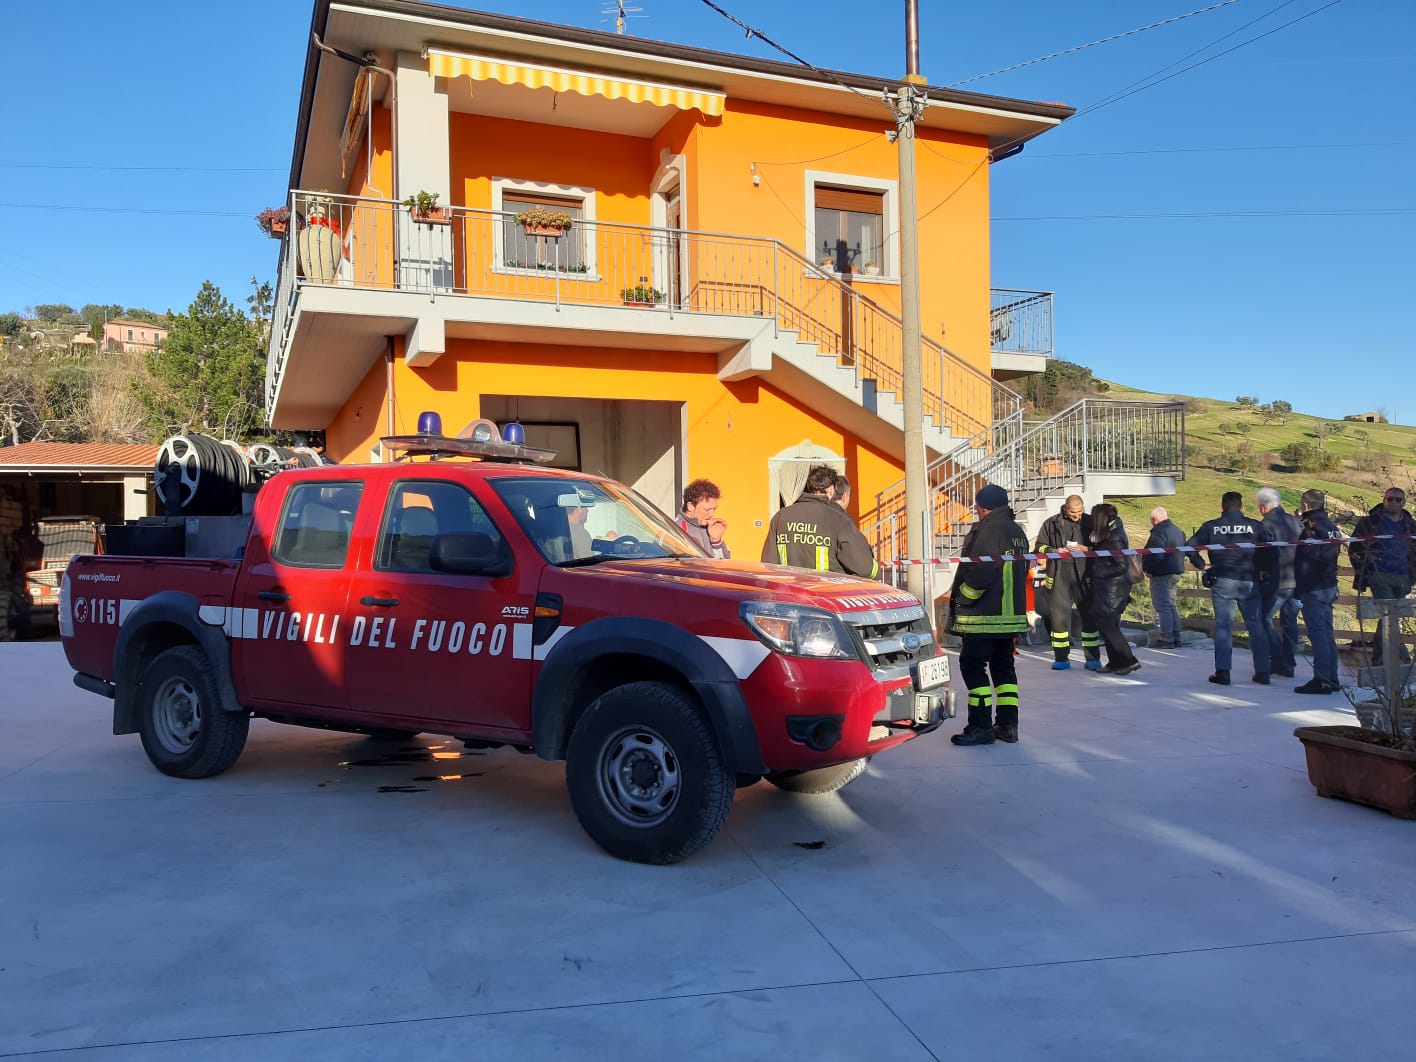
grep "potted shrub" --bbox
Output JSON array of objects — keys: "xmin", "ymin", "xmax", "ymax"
[
  {"xmin": 1294, "ymin": 596, "xmax": 1416, "ymax": 818},
  {"xmin": 255, "ymin": 206, "xmax": 290, "ymax": 239},
  {"xmin": 403, "ymin": 190, "xmax": 450, "ymax": 225},
  {"xmin": 298, "ymin": 192, "xmax": 343, "ymax": 284},
  {"xmin": 515, "ymin": 206, "xmax": 574, "ymax": 237},
  {"xmin": 621, "ymin": 284, "xmax": 665, "ymax": 307},
  {"xmin": 862, "ymin": 261, "xmax": 881, "ymax": 276}
]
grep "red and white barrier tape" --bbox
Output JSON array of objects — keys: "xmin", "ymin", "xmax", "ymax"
[{"xmin": 890, "ymin": 533, "xmax": 1410, "ymax": 566}]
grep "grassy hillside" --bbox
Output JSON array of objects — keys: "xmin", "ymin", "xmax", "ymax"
[{"xmin": 1099, "ymin": 382, "xmax": 1416, "ymax": 535}]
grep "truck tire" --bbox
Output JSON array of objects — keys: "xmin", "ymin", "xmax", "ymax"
[
  {"xmin": 565, "ymin": 681, "xmax": 732, "ymax": 865},
  {"xmin": 137, "ymin": 646, "xmax": 249, "ymax": 779},
  {"xmin": 766, "ymin": 757, "xmax": 869, "ymax": 795}
]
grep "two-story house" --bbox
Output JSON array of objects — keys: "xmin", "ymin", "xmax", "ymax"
[
  {"xmin": 102, "ymin": 319, "xmax": 168, "ymax": 353},
  {"xmin": 266, "ymin": 1, "xmax": 1181, "ymax": 571}
]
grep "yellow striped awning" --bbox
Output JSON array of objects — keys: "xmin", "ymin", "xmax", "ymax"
[{"xmin": 425, "ymin": 47, "xmax": 725, "ymax": 117}]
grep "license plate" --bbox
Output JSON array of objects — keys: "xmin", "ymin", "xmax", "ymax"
[{"xmin": 914, "ymin": 654, "xmax": 950, "ymax": 691}]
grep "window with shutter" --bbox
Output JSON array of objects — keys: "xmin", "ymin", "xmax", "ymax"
[{"xmin": 814, "ymin": 185, "xmax": 884, "ymax": 275}]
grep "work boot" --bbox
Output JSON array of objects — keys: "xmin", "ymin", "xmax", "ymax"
[
  {"xmin": 951, "ymin": 724, "xmax": 996, "ymax": 746},
  {"xmin": 1208, "ymin": 670, "xmax": 1231, "ymax": 685},
  {"xmin": 993, "ymin": 723, "xmax": 1019, "ymax": 743},
  {"xmin": 1273, "ymin": 667, "xmax": 1295, "ymax": 678},
  {"xmin": 1051, "ymin": 659, "xmax": 1071, "ymax": 671},
  {"xmin": 1252, "ymin": 672, "xmax": 1270, "ymax": 685},
  {"xmin": 1084, "ymin": 658, "xmax": 1102, "ymax": 671}
]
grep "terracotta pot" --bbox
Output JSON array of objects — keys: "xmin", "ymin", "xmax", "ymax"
[
  {"xmin": 411, "ymin": 207, "xmax": 451, "ymax": 226},
  {"xmin": 523, "ymin": 223, "xmax": 569, "ymax": 238},
  {"xmin": 298, "ymin": 224, "xmax": 343, "ymax": 284},
  {"xmin": 1293, "ymin": 724, "xmax": 1416, "ymax": 819},
  {"xmin": 267, "ymin": 219, "xmax": 288, "ymax": 238}
]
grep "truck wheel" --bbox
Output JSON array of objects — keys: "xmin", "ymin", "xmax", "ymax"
[
  {"xmin": 137, "ymin": 646, "xmax": 249, "ymax": 779},
  {"xmin": 766, "ymin": 757, "xmax": 869, "ymax": 795},
  {"xmin": 565, "ymin": 681, "xmax": 732, "ymax": 865}
]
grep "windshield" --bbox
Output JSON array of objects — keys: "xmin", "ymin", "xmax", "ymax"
[{"xmin": 490, "ymin": 476, "xmax": 704, "ymax": 566}]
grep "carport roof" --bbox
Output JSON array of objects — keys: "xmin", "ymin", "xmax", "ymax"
[{"xmin": 0, "ymin": 443, "xmax": 158, "ymax": 474}]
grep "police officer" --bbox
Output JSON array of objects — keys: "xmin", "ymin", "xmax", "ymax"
[
  {"xmin": 1033, "ymin": 494, "xmax": 1102, "ymax": 671},
  {"xmin": 948, "ymin": 484, "xmax": 1030, "ymax": 746},
  {"xmin": 1294, "ymin": 489, "xmax": 1342, "ymax": 694},
  {"xmin": 762, "ymin": 465, "xmax": 879, "ymax": 578},
  {"xmin": 1187, "ymin": 490, "xmax": 1272, "ymax": 685},
  {"xmin": 1255, "ymin": 487, "xmax": 1301, "ymax": 677}
]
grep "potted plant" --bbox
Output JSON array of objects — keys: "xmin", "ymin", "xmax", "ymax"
[
  {"xmin": 255, "ymin": 206, "xmax": 290, "ymax": 239},
  {"xmin": 1294, "ymin": 596, "xmax": 1416, "ymax": 819},
  {"xmin": 621, "ymin": 284, "xmax": 665, "ymax": 307},
  {"xmin": 515, "ymin": 206, "xmax": 574, "ymax": 237},
  {"xmin": 403, "ymin": 190, "xmax": 450, "ymax": 225},
  {"xmin": 862, "ymin": 261, "xmax": 881, "ymax": 276},
  {"xmin": 298, "ymin": 191, "xmax": 343, "ymax": 284}
]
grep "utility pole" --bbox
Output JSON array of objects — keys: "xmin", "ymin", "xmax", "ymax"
[{"xmin": 895, "ymin": 0, "xmax": 929, "ymax": 602}]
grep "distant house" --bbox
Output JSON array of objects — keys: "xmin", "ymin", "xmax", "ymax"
[
  {"xmin": 1343, "ymin": 410, "xmax": 1387, "ymax": 423},
  {"xmin": 102, "ymin": 319, "xmax": 168, "ymax": 353}
]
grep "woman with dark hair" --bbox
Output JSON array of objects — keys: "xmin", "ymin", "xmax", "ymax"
[{"xmin": 1087, "ymin": 502, "xmax": 1142, "ymax": 675}]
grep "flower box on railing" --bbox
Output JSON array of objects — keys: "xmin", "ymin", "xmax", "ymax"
[{"xmin": 410, "ymin": 207, "xmax": 451, "ymax": 226}]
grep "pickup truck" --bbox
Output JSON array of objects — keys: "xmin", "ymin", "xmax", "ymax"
[{"xmin": 60, "ymin": 440, "xmax": 950, "ymax": 863}]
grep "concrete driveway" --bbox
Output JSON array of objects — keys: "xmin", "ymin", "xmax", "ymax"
[{"xmin": 3, "ymin": 639, "xmax": 1413, "ymax": 1060}]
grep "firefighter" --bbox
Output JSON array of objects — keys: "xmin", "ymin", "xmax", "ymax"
[
  {"xmin": 948, "ymin": 484, "xmax": 1030, "ymax": 746},
  {"xmin": 761, "ymin": 465, "xmax": 879, "ymax": 578},
  {"xmin": 1034, "ymin": 494, "xmax": 1102, "ymax": 671}
]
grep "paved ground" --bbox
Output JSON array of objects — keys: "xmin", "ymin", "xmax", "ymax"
[{"xmin": 3, "ymin": 638, "xmax": 1413, "ymax": 1060}]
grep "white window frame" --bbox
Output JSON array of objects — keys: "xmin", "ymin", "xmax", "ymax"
[
  {"xmin": 804, "ymin": 169, "xmax": 899, "ymax": 284},
  {"xmin": 492, "ymin": 177, "xmax": 600, "ymax": 280}
]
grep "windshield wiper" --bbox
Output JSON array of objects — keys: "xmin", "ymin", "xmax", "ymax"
[{"xmin": 558, "ymin": 554, "xmax": 620, "ymax": 568}]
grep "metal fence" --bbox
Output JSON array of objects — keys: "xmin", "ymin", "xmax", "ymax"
[{"xmin": 990, "ymin": 288, "xmax": 1054, "ymax": 357}]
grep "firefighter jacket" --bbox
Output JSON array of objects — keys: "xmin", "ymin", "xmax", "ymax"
[
  {"xmin": 1186, "ymin": 508, "xmax": 1268, "ymax": 581},
  {"xmin": 1034, "ymin": 507, "xmax": 1092, "ymax": 590},
  {"xmin": 1348, "ymin": 504, "xmax": 1416, "ymax": 592},
  {"xmin": 1294, "ymin": 507, "xmax": 1342, "ymax": 597},
  {"xmin": 948, "ymin": 507, "xmax": 1030, "ymax": 637},
  {"xmin": 761, "ymin": 493, "xmax": 880, "ymax": 578}
]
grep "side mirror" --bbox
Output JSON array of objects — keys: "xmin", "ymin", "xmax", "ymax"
[{"xmin": 430, "ymin": 533, "xmax": 513, "ymax": 577}]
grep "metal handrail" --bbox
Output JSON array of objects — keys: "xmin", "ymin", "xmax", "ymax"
[{"xmin": 267, "ymin": 191, "xmax": 1022, "ymax": 439}]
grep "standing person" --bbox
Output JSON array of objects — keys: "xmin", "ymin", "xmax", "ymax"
[
  {"xmin": 1348, "ymin": 486, "xmax": 1416, "ymax": 664},
  {"xmin": 1033, "ymin": 495, "xmax": 1102, "ymax": 671},
  {"xmin": 1294, "ymin": 489, "xmax": 1342, "ymax": 694},
  {"xmin": 1255, "ymin": 487, "xmax": 1302, "ymax": 677},
  {"xmin": 1188, "ymin": 491, "xmax": 1272, "ymax": 686},
  {"xmin": 678, "ymin": 478, "xmax": 729, "ymax": 559},
  {"xmin": 762, "ymin": 465, "xmax": 879, "ymax": 578},
  {"xmin": 1086, "ymin": 503, "xmax": 1142, "ymax": 675},
  {"xmin": 1143, "ymin": 506, "xmax": 1186, "ymax": 648},
  {"xmin": 832, "ymin": 474, "xmax": 852, "ymax": 512},
  {"xmin": 948, "ymin": 484, "xmax": 1030, "ymax": 746}
]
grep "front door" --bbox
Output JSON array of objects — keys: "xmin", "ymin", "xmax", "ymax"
[{"xmin": 343, "ymin": 478, "xmax": 537, "ymax": 732}]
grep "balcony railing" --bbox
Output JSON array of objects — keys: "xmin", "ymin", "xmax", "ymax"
[
  {"xmin": 866, "ymin": 398, "xmax": 1186, "ymax": 581},
  {"xmin": 990, "ymin": 288, "xmax": 1054, "ymax": 357},
  {"xmin": 268, "ymin": 191, "xmax": 1022, "ymax": 440}
]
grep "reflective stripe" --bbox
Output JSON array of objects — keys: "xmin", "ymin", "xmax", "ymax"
[
  {"xmin": 1049, "ymin": 632, "xmax": 1071, "ymax": 648},
  {"xmin": 994, "ymin": 682, "xmax": 1019, "ymax": 709},
  {"xmin": 958, "ymin": 583, "xmax": 984, "ymax": 601},
  {"xmin": 1081, "ymin": 631, "xmax": 1101, "ymax": 647},
  {"xmin": 777, "ymin": 544, "xmax": 788, "ymax": 564},
  {"xmin": 814, "ymin": 546, "xmax": 829, "ymax": 571},
  {"xmin": 966, "ymin": 685, "xmax": 993, "ymax": 708},
  {"xmin": 869, "ymin": 559, "xmax": 880, "ymax": 578}
]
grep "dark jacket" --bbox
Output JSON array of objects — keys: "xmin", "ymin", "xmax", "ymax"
[
  {"xmin": 1187, "ymin": 508, "xmax": 1268, "ymax": 581},
  {"xmin": 1348, "ymin": 504, "xmax": 1416, "ymax": 591},
  {"xmin": 1142, "ymin": 518, "xmax": 1186, "ymax": 576},
  {"xmin": 1294, "ymin": 507, "xmax": 1341, "ymax": 596},
  {"xmin": 948, "ymin": 507, "xmax": 1029, "ymax": 637},
  {"xmin": 762, "ymin": 493, "xmax": 879, "ymax": 578},
  {"xmin": 1087, "ymin": 516, "xmax": 1133, "ymax": 617},
  {"xmin": 1258, "ymin": 506, "xmax": 1301, "ymax": 592},
  {"xmin": 1035, "ymin": 506, "xmax": 1093, "ymax": 589}
]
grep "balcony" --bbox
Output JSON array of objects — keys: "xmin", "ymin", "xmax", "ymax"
[
  {"xmin": 267, "ymin": 191, "xmax": 1021, "ymax": 440},
  {"xmin": 990, "ymin": 287, "xmax": 1054, "ymax": 379}
]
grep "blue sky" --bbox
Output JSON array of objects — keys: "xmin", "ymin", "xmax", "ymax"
[{"xmin": 2, "ymin": 0, "xmax": 1411, "ymax": 421}]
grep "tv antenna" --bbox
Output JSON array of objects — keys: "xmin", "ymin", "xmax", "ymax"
[{"xmin": 599, "ymin": 1, "xmax": 646, "ymax": 35}]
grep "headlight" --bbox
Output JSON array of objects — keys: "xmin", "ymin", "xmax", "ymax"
[{"xmin": 741, "ymin": 601, "xmax": 854, "ymax": 659}]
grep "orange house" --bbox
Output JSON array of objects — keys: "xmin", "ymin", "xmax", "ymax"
[{"xmin": 267, "ymin": 1, "xmax": 1077, "ymax": 564}]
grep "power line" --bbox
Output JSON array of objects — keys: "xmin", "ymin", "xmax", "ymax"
[
  {"xmin": 991, "ymin": 208, "xmax": 1415, "ymax": 220},
  {"xmin": 0, "ymin": 202, "xmax": 250, "ymax": 217},
  {"xmin": 0, "ymin": 163, "xmax": 284, "ymax": 173},
  {"xmin": 1024, "ymin": 140, "xmax": 1413, "ymax": 159},
  {"xmin": 949, "ymin": 0, "xmax": 1244, "ymax": 86}
]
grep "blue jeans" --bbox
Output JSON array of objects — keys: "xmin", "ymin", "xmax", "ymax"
[
  {"xmin": 1261, "ymin": 586, "xmax": 1300, "ymax": 672},
  {"xmin": 1212, "ymin": 577, "xmax": 1270, "ymax": 673},
  {"xmin": 1299, "ymin": 585, "xmax": 1338, "ymax": 685},
  {"xmin": 1149, "ymin": 574, "xmax": 1181, "ymax": 642}
]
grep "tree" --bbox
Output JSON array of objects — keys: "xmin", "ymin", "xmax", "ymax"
[
  {"xmin": 33, "ymin": 303, "xmax": 76, "ymax": 322},
  {"xmin": 1235, "ymin": 395, "xmax": 1259, "ymax": 408},
  {"xmin": 142, "ymin": 281, "xmax": 267, "ymax": 439},
  {"xmin": 1271, "ymin": 400, "xmax": 1293, "ymax": 416},
  {"xmin": 125, "ymin": 307, "xmax": 166, "ymax": 324},
  {"xmin": 80, "ymin": 303, "xmax": 124, "ymax": 340},
  {"xmin": 0, "ymin": 312, "xmax": 22, "ymax": 338}
]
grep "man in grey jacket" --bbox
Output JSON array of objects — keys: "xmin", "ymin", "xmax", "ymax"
[
  {"xmin": 678, "ymin": 478, "xmax": 729, "ymax": 559},
  {"xmin": 1142, "ymin": 507, "xmax": 1186, "ymax": 648},
  {"xmin": 1256, "ymin": 487, "xmax": 1301, "ymax": 677}
]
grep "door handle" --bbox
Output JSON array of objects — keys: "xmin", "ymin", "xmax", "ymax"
[
  {"xmin": 360, "ymin": 595, "xmax": 400, "ymax": 607},
  {"xmin": 257, "ymin": 590, "xmax": 291, "ymax": 602}
]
